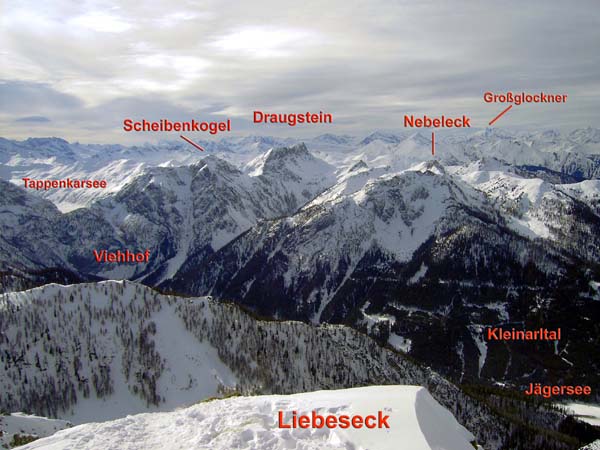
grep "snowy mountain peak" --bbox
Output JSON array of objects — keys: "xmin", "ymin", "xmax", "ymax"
[
  {"xmin": 476, "ymin": 128, "xmax": 514, "ymax": 140},
  {"xmin": 244, "ymin": 143, "xmax": 314, "ymax": 177},
  {"xmin": 197, "ymin": 154, "xmax": 244, "ymax": 176},
  {"xmin": 23, "ymin": 137, "xmax": 70, "ymax": 148},
  {"xmin": 2, "ymin": 137, "xmax": 77, "ymax": 162},
  {"xmin": 359, "ymin": 131, "xmax": 404, "ymax": 146},
  {"xmin": 409, "ymin": 159, "xmax": 446, "ymax": 176},
  {"xmin": 230, "ymin": 135, "xmax": 287, "ymax": 149},
  {"xmin": 255, "ymin": 144, "xmax": 336, "ymax": 193},
  {"xmin": 407, "ymin": 131, "xmax": 432, "ymax": 146},
  {"xmin": 311, "ymin": 133, "xmax": 355, "ymax": 145},
  {"xmin": 263, "ymin": 142, "xmax": 310, "ymax": 163},
  {"xmin": 532, "ymin": 129, "xmax": 561, "ymax": 141},
  {"xmin": 348, "ymin": 160, "xmax": 369, "ymax": 172}
]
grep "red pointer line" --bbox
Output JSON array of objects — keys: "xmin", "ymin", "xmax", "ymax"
[
  {"xmin": 180, "ymin": 134, "xmax": 204, "ymax": 152},
  {"xmin": 488, "ymin": 104, "xmax": 513, "ymax": 126},
  {"xmin": 431, "ymin": 132, "xmax": 435, "ymax": 156}
]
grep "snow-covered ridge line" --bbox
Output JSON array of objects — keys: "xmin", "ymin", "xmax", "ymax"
[{"xmin": 2, "ymin": 127, "xmax": 599, "ymax": 212}]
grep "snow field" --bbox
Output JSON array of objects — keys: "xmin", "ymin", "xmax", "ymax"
[
  {"xmin": 0, "ymin": 413, "xmax": 71, "ymax": 448},
  {"xmin": 19, "ymin": 386, "xmax": 476, "ymax": 450}
]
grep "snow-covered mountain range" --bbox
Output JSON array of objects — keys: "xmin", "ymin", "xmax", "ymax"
[
  {"xmin": 1, "ymin": 129, "xmax": 599, "ymax": 448},
  {"xmin": 3, "ymin": 128, "xmax": 599, "ymax": 211},
  {"xmin": 1, "ymin": 131, "xmax": 599, "ymax": 387}
]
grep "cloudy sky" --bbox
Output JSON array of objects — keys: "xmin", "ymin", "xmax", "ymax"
[{"xmin": 1, "ymin": 0, "xmax": 599, "ymax": 143}]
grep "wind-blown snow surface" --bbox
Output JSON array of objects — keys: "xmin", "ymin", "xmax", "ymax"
[{"xmin": 19, "ymin": 386, "xmax": 477, "ymax": 450}]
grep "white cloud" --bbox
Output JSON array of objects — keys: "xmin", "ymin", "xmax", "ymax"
[
  {"xmin": 154, "ymin": 11, "xmax": 211, "ymax": 28},
  {"xmin": 211, "ymin": 26, "xmax": 322, "ymax": 58},
  {"xmin": 69, "ymin": 12, "xmax": 132, "ymax": 33},
  {"xmin": 135, "ymin": 54, "xmax": 210, "ymax": 75}
]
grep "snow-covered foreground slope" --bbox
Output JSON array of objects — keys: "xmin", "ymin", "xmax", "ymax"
[
  {"xmin": 1, "ymin": 281, "xmax": 238, "ymax": 424},
  {"xmin": 0, "ymin": 413, "xmax": 71, "ymax": 449},
  {"xmin": 1, "ymin": 280, "xmax": 537, "ymax": 449},
  {"xmin": 19, "ymin": 386, "xmax": 477, "ymax": 450},
  {"xmin": 2, "ymin": 281, "xmax": 588, "ymax": 449}
]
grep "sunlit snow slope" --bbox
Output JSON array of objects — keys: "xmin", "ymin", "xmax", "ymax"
[{"xmin": 19, "ymin": 386, "xmax": 477, "ymax": 450}]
